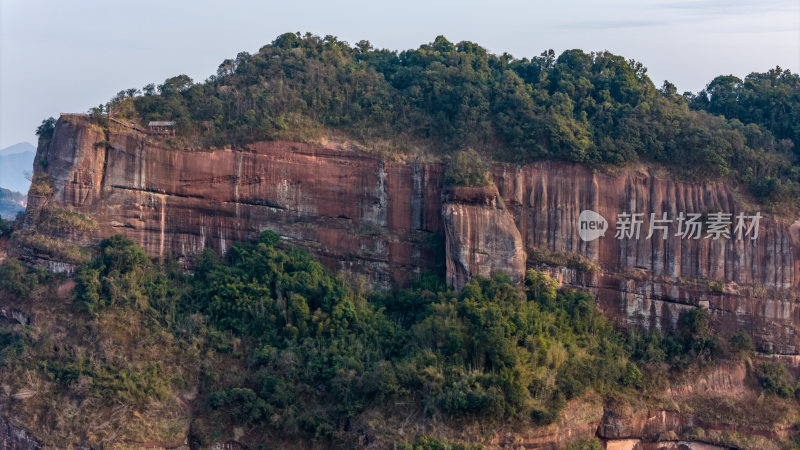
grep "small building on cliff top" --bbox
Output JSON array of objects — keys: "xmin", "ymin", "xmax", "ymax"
[{"xmin": 148, "ymin": 121, "xmax": 176, "ymax": 135}]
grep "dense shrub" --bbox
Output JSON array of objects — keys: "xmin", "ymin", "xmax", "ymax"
[
  {"xmin": 0, "ymin": 258, "xmax": 50, "ymax": 298},
  {"xmin": 7, "ymin": 233, "xmax": 782, "ymax": 443},
  {"xmin": 73, "ymin": 235, "xmax": 157, "ymax": 312},
  {"xmin": 730, "ymin": 332, "xmax": 755, "ymax": 355},
  {"xmin": 756, "ymin": 361, "xmax": 795, "ymax": 398},
  {"xmin": 0, "ymin": 216, "xmax": 14, "ymax": 237},
  {"xmin": 444, "ymin": 150, "xmax": 491, "ymax": 187}
]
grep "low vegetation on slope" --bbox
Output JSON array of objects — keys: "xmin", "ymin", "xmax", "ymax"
[
  {"xmin": 53, "ymin": 32, "xmax": 800, "ymax": 208},
  {"xmin": 0, "ymin": 228, "xmax": 797, "ymax": 447}
]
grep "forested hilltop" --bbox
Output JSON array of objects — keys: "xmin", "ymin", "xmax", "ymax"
[{"xmin": 85, "ymin": 32, "xmax": 800, "ymax": 208}]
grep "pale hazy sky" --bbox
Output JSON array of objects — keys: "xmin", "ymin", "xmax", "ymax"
[{"xmin": 1, "ymin": 0, "xmax": 798, "ymax": 148}]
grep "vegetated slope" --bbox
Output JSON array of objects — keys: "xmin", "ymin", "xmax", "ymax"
[
  {"xmin": 97, "ymin": 32, "xmax": 800, "ymax": 208},
  {"xmin": 0, "ymin": 230, "xmax": 796, "ymax": 448}
]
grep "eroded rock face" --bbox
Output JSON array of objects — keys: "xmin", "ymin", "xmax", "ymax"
[
  {"xmin": 441, "ymin": 185, "xmax": 526, "ymax": 290},
  {"xmin": 492, "ymin": 162, "xmax": 800, "ymax": 353},
  {"xmin": 598, "ymin": 408, "xmax": 793, "ymax": 443},
  {"xmin": 22, "ymin": 116, "xmax": 444, "ymax": 286},
  {"xmin": 494, "ymin": 162, "xmax": 798, "ymax": 291},
  {"xmin": 17, "ymin": 116, "xmax": 800, "ymax": 353}
]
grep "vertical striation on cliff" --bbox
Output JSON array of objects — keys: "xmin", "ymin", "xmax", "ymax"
[
  {"xmin": 441, "ymin": 185, "xmax": 526, "ymax": 290},
  {"xmin": 493, "ymin": 161, "xmax": 800, "ymax": 353},
  {"xmin": 16, "ymin": 116, "xmax": 800, "ymax": 353},
  {"xmin": 19, "ymin": 116, "xmax": 446, "ymax": 285}
]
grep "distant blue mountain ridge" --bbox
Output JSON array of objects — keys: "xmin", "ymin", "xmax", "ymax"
[
  {"xmin": 0, "ymin": 142, "xmax": 35, "ymax": 156},
  {"xmin": 0, "ymin": 187, "xmax": 25, "ymax": 220},
  {"xmin": 0, "ymin": 142, "xmax": 35, "ymax": 195}
]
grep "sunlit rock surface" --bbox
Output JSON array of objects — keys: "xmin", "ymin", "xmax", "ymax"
[{"xmin": 17, "ymin": 115, "xmax": 800, "ymax": 353}]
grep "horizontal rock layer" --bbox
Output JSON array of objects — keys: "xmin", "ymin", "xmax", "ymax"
[{"xmin": 17, "ymin": 116, "xmax": 800, "ymax": 352}]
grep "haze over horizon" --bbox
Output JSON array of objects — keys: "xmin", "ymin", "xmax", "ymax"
[{"xmin": 2, "ymin": 0, "xmax": 798, "ymax": 148}]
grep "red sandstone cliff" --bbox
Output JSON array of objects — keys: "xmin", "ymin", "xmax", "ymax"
[
  {"xmin": 491, "ymin": 163, "xmax": 800, "ymax": 353},
  {"xmin": 16, "ymin": 115, "xmax": 800, "ymax": 354},
  {"xmin": 20, "ymin": 115, "xmax": 444, "ymax": 285},
  {"xmin": 441, "ymin": 184, "xmax": 526, "ymax": 289}
]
